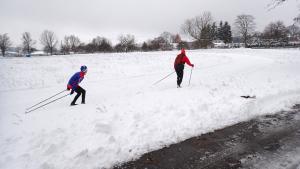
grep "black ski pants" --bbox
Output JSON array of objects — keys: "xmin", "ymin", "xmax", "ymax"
[
  {"xmin": 175, "ymin": 64, "xmax": 184, "ymax": 86},
  {"xmin": 71, "ymin": 86, "xmax": 86, "ymax": 104}
]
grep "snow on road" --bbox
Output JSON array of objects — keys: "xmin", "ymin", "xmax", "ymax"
[{"xmin": 0, "ymin": 49, "xmax": 300, "ymax": 169}]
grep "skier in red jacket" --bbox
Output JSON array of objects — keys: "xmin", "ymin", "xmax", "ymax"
[{"xmin": 174, "ymin": 48, "xmax": 194, "ymax": 88}]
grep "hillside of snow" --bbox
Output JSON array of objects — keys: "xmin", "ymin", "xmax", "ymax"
[{"xmin": 1, "ymin": 49, "xmax": 300, "ymax": 169}]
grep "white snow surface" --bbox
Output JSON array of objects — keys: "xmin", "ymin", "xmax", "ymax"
[{"xmin": 0, "ymin": 49, "xmax": 300, "ymax": 169}]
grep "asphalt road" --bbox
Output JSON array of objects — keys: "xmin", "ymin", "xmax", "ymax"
[{"xmin": 114, "ymin": 104, "xmax": 300, "ymax": 169}]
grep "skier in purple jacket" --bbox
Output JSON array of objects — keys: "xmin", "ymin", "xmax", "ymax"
[{"xmin": 67, "ymin": 65, "xmax": 87, "ymax": 106}]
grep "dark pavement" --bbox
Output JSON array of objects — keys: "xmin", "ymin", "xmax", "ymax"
[{"xmin": 114, "ymin": 104, "xmax": 300, "ymax": 169}]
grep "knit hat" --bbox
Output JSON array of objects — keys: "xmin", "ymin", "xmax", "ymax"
[{"xmin": 80, "ymin": 65, "xmax": 87, "ymax": 72}]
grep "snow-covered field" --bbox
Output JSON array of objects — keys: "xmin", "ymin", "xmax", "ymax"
[{"xmin": 0, "ymin": 48, "xmax": 300, "ymax": 169}]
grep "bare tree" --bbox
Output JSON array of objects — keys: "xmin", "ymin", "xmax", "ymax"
[
  {"xmin": 0, "ymin": 33, "xmax": 12, "ymax": 56},
  {"xmin": 234, "ymin": 14, "xmax": 256, "ymax": 47},
  {"xmin": 40, "ymin": 30, "xmax": 58, "ymax": 55},
  {"xmin": 160, "ymin": 32, "xmax": 176, "ymax": 44},
  {"xmin": 61, "ymin": 35, "xmax": 81, "ymax": 54},
  {"xmin": 115, "ymin": 34, "xmax": 136, "ymax": 52},
  {"xmin": 61, "ymin": 36, "xmax": 71, "ymax": 54},
  {"xmin": 147, "ymin": 36, "xmax": 173, "ymax": 51},
  {"xmin": 91, "ymin": 36, "xmax": 113, "ymax": 52},
  {"xmin": 68, "ymin": 35, "xmax": 81, "ymax": 53},
  {"xmin": 148, "ymin": 37, "xmax": 163, "ymax": 51},
  {"xmin": 182, "ymin": 12, "xmax": 213, "ymax": 40},
  {"xmin": 21, "ymin": 32, "xmax": 36, "ymax": 54},
  {"xmin": 263, "ymin": 21, "xmax": 288, "ymax": 43},
  {"xmin": 182, "ymin": 11, "xmax": 214, "ymax": 48}
]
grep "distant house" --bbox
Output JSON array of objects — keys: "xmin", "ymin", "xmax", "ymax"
[
  {"xmin": 6, "ymin": 51, "xmax": 22, "ymax": 57},
  {"xmin": 212, "ymin": 40, "xmax": 226, "ymax": 48},
  {"xmin": 4, "ymin": 47, "xmax": 22, "ymax": 57},
  {"xmin": 31, "ymin": 51, "xmax": 47, "ymax": 56}
]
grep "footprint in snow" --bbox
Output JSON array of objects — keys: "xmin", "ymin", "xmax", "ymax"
[
  {"xmin": 96, "ymin": 106, "xmax": 107, "ymax": 113},
  {"xmin": 94, "ymin": 123, "xmax": 112, "ymax": 134},
  {"xmin": 12, "ymin": 113, "xmax": 23, "ymax": 123},
  {"xmin": 75, "ymin": 149, "xmax": 89, "ymax": 158}
]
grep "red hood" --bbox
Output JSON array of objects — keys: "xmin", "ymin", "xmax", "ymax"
[{"xmin": 181, "ymin": 48, "xmax": 186, "ymax": 55}]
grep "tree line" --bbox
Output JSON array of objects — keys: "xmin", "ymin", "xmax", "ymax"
[
  {"xmin": 1, "ymin": 10, "xmax": 299, "ymax": 56},
  {"xmin": 182, "ymin": 11, "xmax": 299, "ymax": 48},
  {"xmin": 0, "ymin": 31, "xmax": 183, "ymax": 56}
]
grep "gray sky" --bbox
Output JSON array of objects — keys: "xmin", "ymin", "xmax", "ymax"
[{"xmin": 0, "ymin": 0, "xmax": 299, "ymax": 48}]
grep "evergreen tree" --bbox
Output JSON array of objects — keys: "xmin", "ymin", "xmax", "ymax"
[
  {"xmin": 200, "ymin": 24, "xmax": 213, "ymax": 48},
  {"xmin": 141, "ymin": 42, "xmax": 149, "ymax": 51},
  {"xmin": 217, "ymin": 21, "xmax": 224, "ymax": 40},
  {"xmin": 223, "ymin": 22, "xmax": 233, "ymax": 43},
  {"xmin": 210, "ymin": 22, "xmax": 218, "ymax": 40},
  {"xmin": 217, "ymin": 21, "xmax": 232, "ymax": 44}
]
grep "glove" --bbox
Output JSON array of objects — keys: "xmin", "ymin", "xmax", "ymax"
[
  {"xmin": 70, "ymin": 90, "xmax": 74, "ymax": 95},
  {"xmin": 191, "ymin": 64, "xmax": 194, "ymax": 67},
  {"xmin": 67, "ymin": 85, "xmax": 71, "ymax": 90}
]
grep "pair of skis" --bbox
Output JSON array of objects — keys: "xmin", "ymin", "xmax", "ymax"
[
  {"xmin": 25, "ymin": 89, "xmax": 70, "ymax": 114},
  {"xmin": 153, "ymin": 68, "xmax": 194, "ymax": 86}
]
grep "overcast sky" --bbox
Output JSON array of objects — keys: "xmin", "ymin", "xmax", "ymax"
[{"xmin": 0, "ymin": 0, "xmax": 299, "ymax": 48}]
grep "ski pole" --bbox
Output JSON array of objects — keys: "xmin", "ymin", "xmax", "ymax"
[
  {"xmin": 25, "ymin": 93, "xmax": 70, "ymax": 114},
  {"xmin": 153, "ymin": 71, "xmax": 175, "ymax": 85},
  {"xmin": 188, "ymin": 67, "xmax": 193, "ymax": 86},
  {"xmin": 26, "ymin": 89, "xmax": 67, "ymax": 110}
]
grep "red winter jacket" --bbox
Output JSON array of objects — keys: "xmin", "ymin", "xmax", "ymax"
[{"xmin": 174, "ymin": 49, "xmax": 193, "ymax": 68}]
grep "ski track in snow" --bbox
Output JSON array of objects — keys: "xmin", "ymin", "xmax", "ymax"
[{"xmin": 0, "ymin": 49, "xmax": 300, "ymax": 169}]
